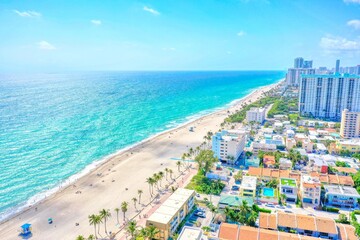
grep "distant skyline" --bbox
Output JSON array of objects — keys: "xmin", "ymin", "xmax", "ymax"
[{"xmin": 0, "ymin": 0, "xmax": 360, "ymax": 72}]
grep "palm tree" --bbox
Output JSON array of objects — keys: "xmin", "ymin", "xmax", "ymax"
[
  {"xmin": 146, "ymin": 225, "xmax": 160, "ymax": 240},
  {"xmin": 88, "ymin": 234, "xmax": 95, "ymax": 240},
  {"xmin": 164, "ymin": 168, "xmax": 169, "ymax": 181},
  {"xmin": 99, "ymin": 209, "xmax": 111, "ymax": 234},
  {"xmin": 168, "ymin": 169, "xmax": 173, "ymax": 181},
  {"xmin": 138, "ymin": 189, "xmax": 143, "ymax": 204},
  {"xmin": 152, "ymin": 173, "xmax": 159, "ymax": 190},
  {"xmin": 132, "ymin": 197, "xmax": 137, "ymax": 210},
  {"xmin": 209, "ymin": 204, "xmax": 217, "ymax": 220},
  {"xmin": 95, "ymin": 215, "xmax": 103, "ymax": 235},
  {"xmin": 146, "ymin": 177, "xmax": 154, "ymax": 197},
  {"xmin": 139, "ymin": 227, "xmax": 148, "ymax": 239},
  {"xmin": 76, "ymin": 235, "xmax": 85, "ymax": 240},
  {"xmin": 114, "ymin": 207, "xmax": 120, "ymax": 224},
  {"xmin": 158, "ymin": 171, "xmax": 164, "ymax": 187},
  {"xmin": 88, "ymin": 214, "xmax": 98, "ymax": 239},
  {"xmin": 126, "ymin": 220, "xmax": 138, "ymax": 239},
  {"xmin": 176, "ymin": 160, "xmax": 182, "ymax": 173},
  {"xmin": 121, "ymin": 201, "xmax": 128, "ymax": 221}
]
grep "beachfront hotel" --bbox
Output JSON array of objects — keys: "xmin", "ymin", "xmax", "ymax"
[
  {"xmin": 246, "ymin": 107, "xmax": 265, "ymax": 124},
  {"xmin": 340, "ymin": 109, "xmax": 360, "ymax": 139},
  {"xmin": 212, "ymin": 130, "xmax": 246, "ymax": 163},
  {"xmin": 299, "ymin": 74, "xmax": 360, "ymax": 120},
  {"xmin": 146, "ymin": 188, "xmax": 195, "ymax": 240}
]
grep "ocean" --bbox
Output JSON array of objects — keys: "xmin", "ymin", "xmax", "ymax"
[{"xmin": 0, "ymin": 71, "xmax": 284, "ymax": 220}]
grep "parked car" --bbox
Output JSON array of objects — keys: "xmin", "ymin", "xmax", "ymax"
[
  {"xmin": 195, "ymin": 212, "xmax": 206, "ymax": 218},
  {"xmin": 231, "ymin": 185, "xmax": 239, "ymax": 191},
  {"xmin": 265, "ymin": 204, "xmax": 275, "ymax": 208},
  {"xmin": 285, "ymin": 210, "xmax": 293, "ymax": 213}
]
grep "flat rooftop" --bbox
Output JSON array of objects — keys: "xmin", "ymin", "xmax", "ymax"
[
  {"xmin": 178, "ymin": 226, "xmax": 202, "ymax": 240},
  {"xmin": 324, "ymin": 185, "xmax": 360, "ymax": 197},
  {"xmin": 280, "ymin": 178, "xmax": 297, "ymax": 187},
  {"xmin": 241, "ymin": 176, "xmax": 257, "ymax": 189}
]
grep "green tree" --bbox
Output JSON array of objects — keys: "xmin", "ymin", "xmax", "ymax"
[
  {"xmin": 176, "ymin": 160, "xmax": 182, "ymax": 173},
  {"xmin": 146, "ymin": 225, "xmax": 160, "ymax": 240},
  {"xmin": 99, "ymin": 208, "xmax": 111, "ymax": 234},
  {"xmin": 75, "ymin": 235, "xmax": 85, "ymax": 240},
  {"xmin": 114, "ymin": 208, "xmax": 120, "ymax": 224},
  {"xmin": 194, "ymin": 150, "xmax": 218, "ymax": 174},
  {"xmin": 88, "ymin": 214, "xmax": 99, "ymax": 239},
  {"xmin": 121, "ymin": 201, "xmax": 128, "ymax": 221},
  {"xmin": 126, "ymin": 220, "xmax": 138, "ymax": 239},
  {"xmin": 132, "ymin": 197, "xmax": 137, "ymax": 210},
  {"xmin": 87, "ymin": 234, "xmax": 95, "ymax": 240},
  {"xmin": 146, "ymin": 177, "xmax": 154, "ymax": 197}
]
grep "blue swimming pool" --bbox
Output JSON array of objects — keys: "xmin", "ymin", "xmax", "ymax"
[{"xmin": 263, "ymin": 188, "xmax": 275, "ymax": 197}]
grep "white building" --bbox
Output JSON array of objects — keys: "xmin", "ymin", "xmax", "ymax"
[
  {"xmin": 299, "ymin": 74, "xmax": 360, "ymax": 120},
  {"xmin": 246, "ymin": 107, "xmax": 266, "ymax": 124},
  {"xmin": 300, "ymin": 175, "xmax": 321, "ymax": 207},
  {"xmin": 340, "ymin": 109, "xmax": 360, "ymax": 139},
  {"xmin": 280, "ymin": 178, "xmax": 298, "ymax": 202},
  {"xmin": 240, "ymin": 176, "xmax": 257, "ymax": 197},
  {"xmin": 178, "ymin": 227, "xmax": 202, "ymax": 240},
  {"xmin": 212, "ymin": 130, "xmax": 246, "ymax": 163},
  {"xmin": 286, "ymin": 68, "xmax": 315, "ymax": 87}
]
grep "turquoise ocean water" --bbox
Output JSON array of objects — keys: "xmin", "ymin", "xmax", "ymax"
[{"xmin": 0, "ymin": 71, "xmax": 284, "ymax": 220}]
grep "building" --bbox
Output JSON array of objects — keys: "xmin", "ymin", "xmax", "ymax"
[
  {"xmin": 340, "ymin": 109, "xmax": 360, "ymax": 138},
  {"xmin": 218, "ymin": 195, "xmax": 254, "ymax": 209},
  {"xmin": 244, "ymin": 156, "xmax": 260, "ymax": 168},
  {"xmin": 246, "ymin": 107, "xmax": 265, "ymax": 124},
  {"xmin": 279, "ymin": 178, "xmax": 298, "ymax": 202},
  {"xmin": 335, "ymin": 59, "xmax": 340, "ymax": 73},
  {"xmin": 308, "ymin": 154, "xmax": 328, "ymax": 173},
  {"xmin": 178, "ymin": 226, "xmax": 202, "ymax": 240},
  {"xmin": 279, "ymin": 158, "xmax": 292, "ymax": 170},
  {"xmin": 286, "ymin": 68, "xmax": 315, "ymax": 87},
  {"xmin": 335, "ymin": 139, "xmax": 360, "ymax": 153},
  {"xmin": 251, "ymin": 142, "xmax": 277, "ymax": 153},
  {"xmin": 303, "ymin": 60, "xmax": 313, "ymax": 69},
  {"xmin": 299, "ymin": 74, "xmax": 360, "ymax": 120},
  {"xmin": 294, "ymin": 57, "xmax": 304, "ymax": 68},
  {"xmin": 302, "ymin": 139, "xmax": 314, "ymax": 153},
  {"xmin": 285, "ymin": 138, "xmax": 296, "ymax": 150},
  {"xmin": 240, "ymin": 176, "xmax": 257, "ymax": 197},
  {"xmin": 146, "ymin": 188, "xmax": 195, "ymax": 240},
  {"xmin": 263, "ymin": 155, "xmax": 276, "ymax": 168},
  {"xmin": 324, "ymin": 185, "xmax": 360, "ymax": 208},
  {"xmin": 300, "ymin": 175, "xmax": 321, "ymax": 206},
  {"xmin": 212, "ymin": 130, "xmax": 246, "ymax": 163}
]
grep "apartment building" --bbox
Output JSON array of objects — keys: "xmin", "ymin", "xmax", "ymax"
[
  {"xmin": 300, "ymin": 175, "xmax": 321, "ymax": 206},
  {"xmin": 240, "ymin": 176, "xmax": 257, "ymax": 197},
  {"xmin": 212, "ymin": 130, "xmax": 246, "ymax": 163},
  {"xmin": 299, "ymin": 74, "xmax": 360, "ymax": 120},
  {"xmin": 279, "ymin": 178, "xmax": 298, "ymax": 202},
  {"xmin": 324, "ymin": 185, "xmax": 360, "ymax": 208},
  {"xmin": 340, "ymin": 109, "xmax": 360, "ymax": 138},
  {"xmin": 246, "ymin": 107, "xmax": 265, "ymax": 124},
  {"xmin": 146, "ymin": 188, "xmax": 195, "ymax": 240},
  {"xmin": 335, "ymin": 139, "xmax": 360, "ymax": 153}
]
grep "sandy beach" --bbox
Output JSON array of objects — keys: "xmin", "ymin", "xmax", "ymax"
[{"xmin": 0, "ymin": 80, "xmax": 282, "ymax": 240}]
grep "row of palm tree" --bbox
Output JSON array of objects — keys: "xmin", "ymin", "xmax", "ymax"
[
  {"xmin": 146, "ymin": 166, "xmax": 182, "ymax": 198},
  {"xmin": 126, "ymin": 220, "xmax": 160, "ymax": 240}
]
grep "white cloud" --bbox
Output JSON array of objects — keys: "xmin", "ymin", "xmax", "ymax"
[
  {"xmin": 320, "ymin": 36, "xmax": 360, "ymax": 51},
  {"xmin": 91, "ymin": 20, "xmax": 102, "ymax": 26},
  {"xmin": 143, "ymin": 6, "xmax": 160, "ymax": 15},
  {"xmin": 343, "ymin": 0, "xmax": 360, "ymax": 3},
  {"xmin": 14, "ymin": 10, "xmax": 41, "ymax": 18},
  {"xmin": 37, "ymin": 41, "xmax": 56, "ymax": 50},
  {"xmin": 347, "ymin": 19, "xmax": 360, "ymax": 30},
  {"xmin": 237, "ymin": 31, "xmax": 246, "ymax": 37}
]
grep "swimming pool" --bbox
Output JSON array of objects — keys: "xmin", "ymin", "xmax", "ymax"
[{"xmin": 263, "ymin": 188, "xmax": 275, "ymax": 197}]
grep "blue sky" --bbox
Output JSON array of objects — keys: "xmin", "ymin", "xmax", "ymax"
[{"xmin": 0, "ymin": 0, "xmax": 360, "ymax": 72}]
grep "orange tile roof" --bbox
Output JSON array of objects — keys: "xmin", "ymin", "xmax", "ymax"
[
  {"xmin": 319, "ymin": 174, "xmax": 329, "ymax": 183},
  {"xmin": 238, "ymin": 226, "xmax": 258, "ymax": 240},
  {"xmin": 262, "ymin": 168, "xmax": 272, "ymax": 177},
  {"xmin": 316, "ymin": 217, "xmax": 337, "ymax": 234},
  {"xmin": 337, "ymin": 224, "xmax": 358, "ymax": 240},
  {"xmin": 334, "ymin": 167, "xmax": 357, "ymax": 174},
  {"xmin": 219, "ymin": 223, "xmax": 239, "ymax": 240},
  {"xmin": 270, "ymin": 169, "xmax": 280, "ymax": 178},
  {"xmin": 310, "ymin": 171, "xmax": 319, "ymax": 177},
  {"xmin": 278, "ymin": 231, "xmax": 300, "ymax": 240},
  {"xmin": 296, "ymin": 214, "xmax": 316, "ymax": 231},
  {"xmin": 302, "ymin": 182, "xmax": 320, "ymax": 188},
  {"xmin": 338, "ymin": 175, "xmax": 355, "ymax": 186},
  {"xmin": 264, "ymin": 155, "xmax": 276, "ymax": 166},
  {"xmin": 328, "ymin": 174, "xmax": 339, "ymax": 184},
  {"xmin": 279, "ymin": 170, "xmax": 290, "ymax": 178},
  {"xmin": 259, "ymin": 212, "xmax": 277, "ymax": 230},
  {"xmin": 289, "ymin": 172, "xmax": 301, "ymax": 182},
  {"xmin": 248, "ymin": 167, "xmax": 262, "ymax": 177},
  {"xmin": 259, "ymin": 228, "xmax": 278, "ymax": 240},
  {"xmin": 277, "ymin": 212, "xmax": 297, "ymax": 228}
]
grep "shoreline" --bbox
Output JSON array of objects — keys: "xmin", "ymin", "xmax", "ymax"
[{"xmin": 0, "ymin": 79, "xmax": 284, "ymax": 239}]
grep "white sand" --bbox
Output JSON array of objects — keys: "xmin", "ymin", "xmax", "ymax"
[{"xmin": 0, "ymin": 81, "xmax": 282, "ymax": 240}]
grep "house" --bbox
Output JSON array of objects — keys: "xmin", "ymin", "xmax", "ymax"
[
  {"xmin": 335, "ymin": 139, "xmax": 360, "ymax": 153},
  {"xmin": 300, "ymin": 175, "xmax": 321, "ymax": 207},
  {"xmin": 334, "ymin": 167, "xmax": 358, "ymax": 176},
  {"xmin": 146, "ymin": 188, "xmax": 195, "ymax": 240},
  {"xmin": 285, "ymin": 138, "xmax": 296, "ymax": 150},
  {"xmin": 324, "ymin": 185, "xmax": 360, "ymax": 208},
  {"xmin": 218, "ymin": 195, "xmax": 254, "ymax": 209},
  {"xmin": 263, "ymin": 155, "xmax": 276, "ymax": 168},
  {"xmin": 279, "ymin": 178, "xmax": 298, "ymax": 202},
  {"xmin": 240, "ymin": 176, "xmax": 257, "ymax": 197},
  {"xmin": 302, "ymin": 139, "xmax": 314, "ymax": 153},
  {"xmin": 316, "ymin": 143, "xmax": 328, "ymax": 154},
  {"xmin": 244, "ymin": 156, "xmax": 260, "ymax": 169},
  {"xmin": 279, "ymin": 158, "xmax": 292, "ymax": 170},
  {"xmin": 308, "ymin": 154, "xmax": 328, "ymax": 173},
  {"xmin": 251, "ymin": 142, "xmax": 277, "ymax": 153},
  {"xmin": 286, "ymin": 129, "xmax": 295, "ymax": 138}
]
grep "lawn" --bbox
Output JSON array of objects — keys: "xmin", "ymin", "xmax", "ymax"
[{"xmin": 186, "ymin": 173, "xmax": 225, "ymax": 195}]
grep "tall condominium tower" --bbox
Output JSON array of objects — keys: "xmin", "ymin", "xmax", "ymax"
[
  {"xmin": 303, "ymin": 60, "xmax": 313, "ymax": 69},
  {"xmin": 299, "ymin": 74, "xmax": 360, "ymax": 120},
  {"xmin": 294, "ymin": 57, "xmax": 304, "ymax": 68},
  {"xmin": 335, "ymin": 59, "xmax": 340, "ymax": 73}
]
